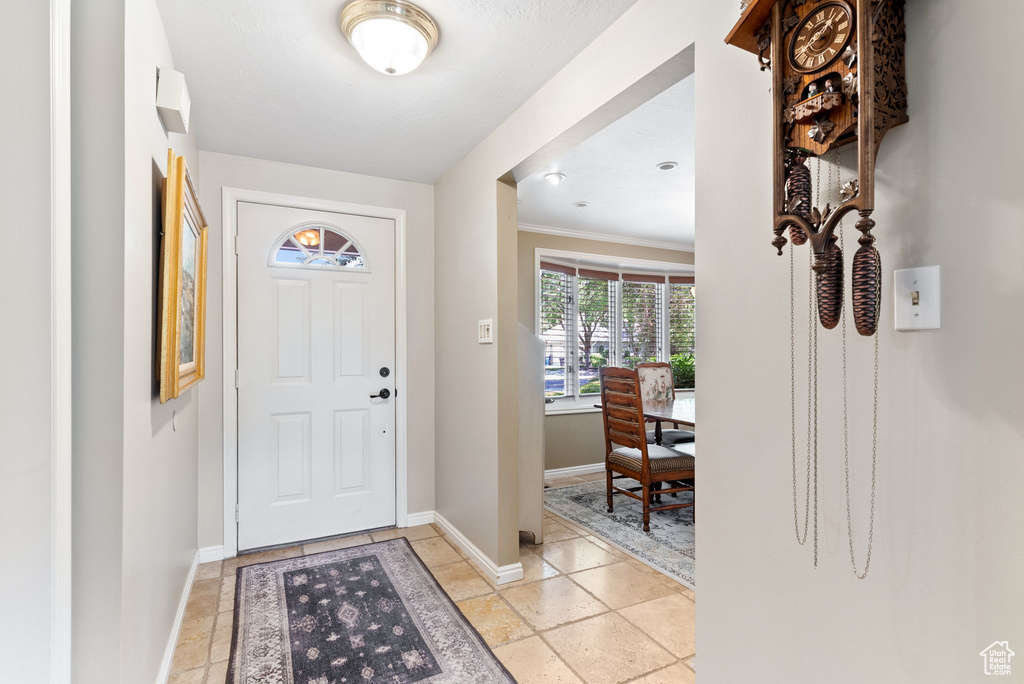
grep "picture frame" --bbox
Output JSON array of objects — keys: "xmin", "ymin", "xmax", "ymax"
[{"xmin": 158, "ymin": 148, "xmax": 209, "ymax": 403}]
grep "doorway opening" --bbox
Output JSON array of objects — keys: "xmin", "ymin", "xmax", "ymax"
[{"xmin": 503, "ymin": 46, "xmax": 697, "ymax": 592}]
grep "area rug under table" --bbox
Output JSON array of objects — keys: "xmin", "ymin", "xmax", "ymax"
[
  {"xmin": 228, "ymin": 538, "xmax": 515, "ymax": 684},
  {"xmin": 544, "ymin": 477, "xmax": 695, "ymax": 589}
]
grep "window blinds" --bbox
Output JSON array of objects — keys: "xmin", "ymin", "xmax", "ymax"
[
  {"xmin": 576, "ymin": 275, "xmax": 615, "ymax": 395},
  {"xmin": 620, "ymin": 280, "xmax": 663, "ymax": 369},
  {"xmin": 539, "ymin": 268, "xmax": 572, "ymax": 397},
  {"xmin": 669, "ymin": 282, "xmax": 696, "ymax": 387}
]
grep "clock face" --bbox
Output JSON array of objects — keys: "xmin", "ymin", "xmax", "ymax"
[{"xmin": 788, "ymin": 2, "xmax": 854, "ymax": 74}]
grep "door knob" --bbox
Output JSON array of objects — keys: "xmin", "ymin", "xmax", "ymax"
[{"xmin": 371, "ymin": 388, "xmax": 391, "ymax": 399}]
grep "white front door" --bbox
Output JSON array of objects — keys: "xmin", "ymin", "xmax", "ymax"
[{"xmin": 236, "ymin": 201, "xmax": 396, "ymax": 550}]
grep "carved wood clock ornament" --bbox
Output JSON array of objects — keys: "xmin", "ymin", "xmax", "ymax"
[{"xmin": 727, "ymin": 0, "xmax": 908, "ymax": 578}]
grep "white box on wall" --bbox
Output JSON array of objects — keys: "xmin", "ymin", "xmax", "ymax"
[{"xmin": 156, "ymin": 67, "xmax": 191, "ymax": 134}]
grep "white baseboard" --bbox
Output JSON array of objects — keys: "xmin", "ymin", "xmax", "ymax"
[
  {"xmin": 198, "ymin": 545, "xmax": 225, "ymax": 563},
  {"xmin": 155, "ymin": 549, "xmax": 200, "ymax": 684},
  {"xmin": 433, "ymin": 512, "xmax": 524, "ymax": 585},
  {"xmin": 544, "ymin": 462, "xmax": 605, "ymax": 480},
  {"xmin": 405, "ymin": 511, "xmax": 435, "ymax": 527}
]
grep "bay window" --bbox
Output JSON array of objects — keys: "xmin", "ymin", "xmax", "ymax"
[{"xmin": 540, "ymin": 259, "xmax": 695, "ymax": 411}]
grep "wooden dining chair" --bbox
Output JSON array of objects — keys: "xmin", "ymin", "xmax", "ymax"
[
  {"xmin": 600, "ymin": 367, "xmax": 695, "ymax": 532},
  {"xmin": 636, "ymin": 362, "xmax": 695, "ymax": 446}
]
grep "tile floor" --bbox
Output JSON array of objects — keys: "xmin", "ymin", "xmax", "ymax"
[{"xmin": 169, "ymin": 474, "xmax": 695, "ymax": 684}]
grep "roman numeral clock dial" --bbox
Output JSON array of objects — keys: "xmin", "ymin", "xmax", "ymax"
[{"xmin": 788, "ymin": 2, "xmax": 853, "ymax": 73}]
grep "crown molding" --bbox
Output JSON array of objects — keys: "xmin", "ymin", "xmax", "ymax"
[{"xmin": 518, "ymin": 222, "xmax": 694, "ymax": 253}]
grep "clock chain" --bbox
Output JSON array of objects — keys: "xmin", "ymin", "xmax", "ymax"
[{"xmin": 831, "ymin": 148, "xmax": 879, "ymax": 580}]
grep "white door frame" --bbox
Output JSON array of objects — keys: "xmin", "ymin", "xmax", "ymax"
[
  {"xmin": 50, "ymin": 0, "xmax": 73, "ymax": 680},
  {"xmin": 221, "ymin": 187, "xmax": 409, "ymax": 558}
]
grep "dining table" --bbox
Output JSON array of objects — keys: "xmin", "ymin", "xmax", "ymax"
[{"xmin": 595, "ymin": 393, "xmax": 695, "ymax": 445}]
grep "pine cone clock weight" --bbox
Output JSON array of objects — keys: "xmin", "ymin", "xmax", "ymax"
[
  {"xmin": 785, "ymin": 160, "xmax": 811, "ymax": 245},
  {"xmin": 815, "ymin": 241, "xmax": 843, "ymax": 330},
  {"xmin": 851, "ymin": 243, "xmax": 881, "ymax": 336}
]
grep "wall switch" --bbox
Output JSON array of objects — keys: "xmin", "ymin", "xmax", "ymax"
[
  {"xmin": 478, "ymin": 319, "xmax": 494, "ymax": 344},
  {"xmin": 894, "ymin": 265, "xmax": 940, "ymax": 330}
]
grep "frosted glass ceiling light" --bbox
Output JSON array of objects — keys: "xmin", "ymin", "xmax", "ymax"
[
  {"xmin": 544, "ymin": 172, "xmax": 566, "ymax": 185},
  {"xmin": 340, "ymin": 1, "xmax": 439, "ymax": 76}
]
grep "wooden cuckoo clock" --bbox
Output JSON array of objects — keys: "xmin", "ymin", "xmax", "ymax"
[
  {"xmin": 726, "ymin": 0, "xmax": 908, "ymax": 580},
  {"xmin": 726, "ymin": 0, "xmax": 908, "ymax": 336}
]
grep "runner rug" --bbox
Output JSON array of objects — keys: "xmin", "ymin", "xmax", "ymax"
[
  {"xmin": 228, "ymin": 538, "xmax": 515, "ymax": 684},
  {"xmin": 544, "ymin": 477, "xmax": 695, "ymax": 589}
]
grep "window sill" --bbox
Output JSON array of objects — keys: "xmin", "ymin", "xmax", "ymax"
[{"xmin": 545, "ymin": 405, "xmax": 602, "ymax": 417}]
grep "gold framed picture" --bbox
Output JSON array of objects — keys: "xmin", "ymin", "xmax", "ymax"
[{"xmin": 158, "ymin": 148, "xmax": 208, "ymax": 403}]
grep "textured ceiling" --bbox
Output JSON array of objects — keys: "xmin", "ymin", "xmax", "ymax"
[
  {"xmin": 155, "ymin": 0, "xmax": 639, "ymax": 183},
  {"xmin": 517, "ymin": 74, "xmax": 695, "ymax": 248}
]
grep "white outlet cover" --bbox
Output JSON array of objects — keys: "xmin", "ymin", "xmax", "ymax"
[
  {"xmin": 894, "ymin": 265, "xmax": 940, "ymax": 330},
  {"xmin": 478, "ymin": 319, "xmax": 494, "ymax": 344}
]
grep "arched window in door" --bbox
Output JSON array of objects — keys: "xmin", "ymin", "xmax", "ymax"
[{"xmin": 271, "ymin": 224, "xmax": 368, "ymax": 270}]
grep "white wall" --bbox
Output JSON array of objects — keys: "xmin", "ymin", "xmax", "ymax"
[
  {"xmin": 196, "ymin": 152, "xmax": 436, "ymax": 549},
  {"xmin": 0, "ymin": 2, "xmax": 69, "ymax": 681},
  {"xmin": 696, "ymin": 1, "xmax": 1024, "ymax": 680},
  {"xmin": 436, "ymin": 0, "xmax": 1024, "ymax": 680},
  {"xmin": 71, "ymin": 0, "xmax": 201, "ymax": 681}
]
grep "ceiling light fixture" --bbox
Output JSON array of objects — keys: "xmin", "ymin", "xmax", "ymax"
[
  {"xmin": 296, "ymin": 229, "xmax": 321, "ymax": 247},
  {"xmin": 573, "ymin": 201, "xmax": 590, "ymax": 208},
  {"xmin": 339, "ymin": 1, "xmax": 439, "ymax": 76},
  {"xmin": 657, "ymin": 161, "xmax": 679, "ymax": 171},
  {"xmin": 544, "ymin": 172, "xmax": 566, "ymax": 185}
]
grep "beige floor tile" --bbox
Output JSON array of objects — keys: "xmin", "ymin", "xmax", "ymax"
[
  {"xmin": 628, "ymin": 662, "xmax": 697, "ymax": 684},
  {"xmin": 184, "ymin": 579, "xmax": 221, "ymax": 619},
  {"xmin": 543, "ymin": 517, "xmax": 582, "ymax": 543},
  {"xmin": 545, "ymin": 477, "xmax": 586, "ymax": 488},
  {"xmin": 195, "ymin": 561, "xmax": 222, "ymax": 581},
  {"xmin": 577, "ymin": 471, "xmax": 608, "ymax": 483},
  {"xmin": 222, "ymin": 546, "xmax": 302, "ymax": 576},
  {"xmin": 370, "ymin": 524, "xmax": 440, "ymax": 542},
  {"xmin": 544, "ymin": 613, "xmax": 675, "ymax": 684},
  {"xmin": 519, "ymin": 541, "xmax": 539, "ymax": 556},
  {"xmin": 619, "ymin": 593, "xmax": 696, "ymax": 659},
  {"xmin": 410, "ymin": 537, "xmax": 462, "ymax": 567},
  {"xmin": 171, "ymin": 615, "xmax": 215, "ymax": 673},
  {"xmin": 557, "ymin": 518, "xmax": 598, "ymax": 539},
  {"xmin": 500, "ymin": 576, "xmax": 607, "ymax": 631},
  {"xmin": 456, "ymin": 594, "xmax": 533, "ymax": 647},
  {"xmin": 584, "ymin": 535, "xmax": 626, "ymax": 556},
  {"xmin": 302, "ymin": 533, "xmax": 372, "ymax": 555},
  {"xmin": 438, "ymin": 533, "xmax": 470, "ymax": 559},
  {"xmin": 519, "ymin": 551, "xmax": 561, "ymax": 583},
  {"xmin": 167, "ymin": 668, "xmax": 205, "ymax": 684},
  {"xmin": 206, "ymin": 660, "xmax": 229, "ymax": 684},
  {"xmin": 493, "ymin": 635, "xmax": 584, "ymax": 684},
  {"xmin": 217, "ymin": 575, "xmax": 236, "ymax": 614},
  {"xmin": 209, "ymin": 611, "xmax": 234, "ymax": 663},
  {"xmin": 430, "ymin": 561, "xmax": 492, "ymax": 601},
  {"xmin": 569, "ymin": 562, "xmax": 675, "ymax": 609},
  {"xmin": 538, "ymin": 537, "xmax": 622, "ymax": 574}
]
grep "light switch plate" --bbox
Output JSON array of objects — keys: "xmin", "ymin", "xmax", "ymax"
[
  {"xmin": 478, "ymin": 319, "xmax": 493, "ymax": 344},
  {"xmin": 894, "ymin": 265, "xmax": 940, "ymax": 330}
]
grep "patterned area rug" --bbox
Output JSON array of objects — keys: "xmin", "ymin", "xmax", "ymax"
[
  {"xmin": 228, "ymin": 538, "xmax": 515, "ymax": 684},
  {"xmin": 544, "ymin": 477, "xmax": 695, "ymax": 589}
]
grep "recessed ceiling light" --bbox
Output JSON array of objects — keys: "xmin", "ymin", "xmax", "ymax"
[
  {"xmin": 340, "ymin": 0, "xmax": 439, "ymax": 76},
  {"xmin": 573, "ymin": 201, "xmax": 590, "ymax": 208},
  {"xmin": 657, "ymin": 161, "xmax": 679, "ymax": 171},
  {"xmin": 544, "ymin": 172, "xmax": 566, "ymax": 185}
]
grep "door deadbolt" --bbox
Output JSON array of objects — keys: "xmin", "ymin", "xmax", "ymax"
[
  {"xmin": 379, "ymin": 366, "xmax": 390, "ymax": 377},
  {"xmin": 371, "ymin": 388, "xmax": 391, "ymax": 400}
]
